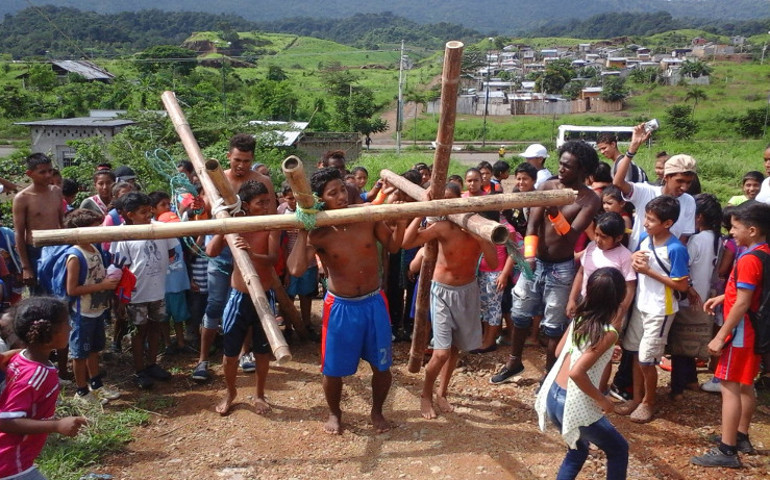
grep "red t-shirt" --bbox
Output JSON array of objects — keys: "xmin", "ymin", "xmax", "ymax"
[
  {"xmin": 724, "ymin": 243, "xmax": 769, "ymax": 349},
  {"xmin": 0, "ymin": 352, "xmax": 60, "ymax": 477}
]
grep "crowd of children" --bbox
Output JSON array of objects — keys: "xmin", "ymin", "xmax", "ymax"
[{"xmin": 1, "ymin": 131, "xmax": 770, "ymax": 477}]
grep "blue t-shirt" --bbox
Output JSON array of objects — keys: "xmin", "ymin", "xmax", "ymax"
[
  {"xmin": 166, "ymin": 244, "xmax": 190, "ymax": 294},
  {"xmin": 205, "ymin": 234, "xmax": 233, "ymax": 271},
  {"xmin": 636, "ymin": 233, "xmax": 690, "ymax": 315}
]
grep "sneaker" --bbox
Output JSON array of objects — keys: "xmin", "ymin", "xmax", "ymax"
[
  {"xmin": 144, "ymin": 364, "xmax": 172, "ymax": 381},
  {"xmin": 701, "ymin": 376, "xmax": 721, "ymax": 393},
  {"xmin": 712, "ymin": 435, "xmax": 756, "ymax": 455},
  {"xmin": 489, "ymin": 363, "xmax": 524, "ymax": 385},
  {"xmin": 690, "ymin": 447, "xmax": 741, "ymax": 468},
  {"xmin": 93, "ymin": 385, "xmax": 121, "ymax": 402},
  {"xmin": 609, "ymin": 384, "xmax": 633, "ymax": 402},
  {"xmin": 73, "ymin": 391, "xmax": 104, "ymax": 405},
  {"xmin": 191, "ymin": 361, "xmax": 211, "ymax": 382},
  {"xmin": 134, "ymin": 371, "xmax": 154, "ymax": 389},
  {"xmin": 240, "ymin": 353, "xmax": 256, "ymax": 373}
]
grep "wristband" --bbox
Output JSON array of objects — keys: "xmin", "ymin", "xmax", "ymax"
[
  {"xmin": 625, "ymin": 150, "xmax": 636, "ymax": 158},
  {"xmin": 524, "ymin": 235, "xmax": 538, "ymax": 258},
  {"xmin": 548, "ymin": 211, "xmax": 571, "ymax": 236}
]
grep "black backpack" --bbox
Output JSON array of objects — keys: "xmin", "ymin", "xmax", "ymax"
[{"xmin": 733, "ymin": 250, "xmax": 770, "ymax": 355}]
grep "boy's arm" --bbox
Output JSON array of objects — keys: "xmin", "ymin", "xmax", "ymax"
[
  {"xmin": 11, "ymin": 195, "xmax": 33, "ymax": 284},
  {"xmin": 612, "ymin": 279, "xmax": 636, "ymax": 331},
  {"xmin": 612, "ymin": 124, "xmax": 650, "ymax": 197},
  {"xmin": 566, "ymin": 265, "xmax": 584, "ymax": 318},
  {"xmin": 287, "ymin": 230, "xmax": 312, "ymax": 277},
  {"xmin": 375, "ymin": 218, "xmax": 408, "ymax": 253},
  {"xmin": 708, "ymin": 288, "xmax": 753, "ymax": 356},
  {"xmin": 0, "ymin": 416, "xmax": 87, "ymax": 437},
  {"xmin": 65, "ymin": 256, "xmax": 118, "ymax": 296},
  {"xmin": 496, "ymin": 254, "xmax": 515, "ymax": 292},
  {"xmin": 206, "ymin": 234, "xmax": 227, "ymax": 257},
  {"xmin": 477, "ymin": 237, "xmax": 499, "ymax": 270},
  {"xmin": 632, "ymin": 249, "xmax": 690, "ymax": 291},
  {"xmin": 403, "ymin": 217, "xmax": 440, "ymax": 249}
]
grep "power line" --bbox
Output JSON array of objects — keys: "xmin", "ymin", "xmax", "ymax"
[{"xmin": 23, "ymin": 0, "xmax": 93, "ymax": 61}]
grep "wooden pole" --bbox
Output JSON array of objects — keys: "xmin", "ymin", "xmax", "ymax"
[
  {"xmin": 380, "ymin": 169, "xmax": 509, "ymax": 244},
  {"xmin": 32, "ymin": 191, "xmax": 575, "ymax": 246},
  {"xmin": 282, "ymin": 156, "xmax": 315, "ymax": 209},
  {"xmin": 161, "ymin": 91, "xmax": 291, "ymax": 365},
  {"xmin": 408, "ymin": 41, "xmax": 464, "ymax": 373}
]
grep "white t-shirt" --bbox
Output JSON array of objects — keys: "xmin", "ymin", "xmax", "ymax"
[
  {"xmin": 635, "ymin": 234, "xmax": 690, "ymax": 316},
  {"xmin": 111, "ymin": 236, "xmax": 179, "ymax": 303},
  {"xmin": 756, "ymin": 177, "xmax": 770, "ymax": 203},
  {"xmin": 681, "ymin": 230, "xmax": 717, "ymax": 307},
  {"xmin": 624, "ymin": 182, "xmax": 696, "ymax": 251},
  {"xmin": 535, "ymin": 168, "xmax": 553, "ymax": 189}
]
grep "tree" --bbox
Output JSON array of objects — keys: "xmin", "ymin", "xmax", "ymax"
[
  {"xmin": 666, "ymin": 104, "xmax": 699, "ymax": 140},
  {"xmin": 684, "ymin": 87, "xmax": 708, "ymax": 118},
  {"xmin": 135, "ymin": 45, "xmax": 198, "ymax": 77},
  {"xmin": 735, "ymin": 107, "xmax": 767, "ymax": 138},
  {"xmin": 680, "ymin": 60, "xmax": 713, "ymax": 78},
  {"xmin": 332, "ymin": 87, "xmax": 387, "ymax": 137},
  {"xmin": 250, "ymin": 80, "xmax": 298, "ymax": 121},
  {"xmin": 534, "ymin": 60, "xmax": 574, "ymax": 94},
  {"xmin": 27, "ymin": 64, "xmax": 58, "ymax": 92},
  {"xmin": 266, "ymin": 65, "xmax": 288, "ymax": 82},
  {"xmin": 629, "ymin": 67, "xmax": 658, "ymax": 85},
  {"xmin": 461, "ymin": 45, "xmax": 487, "ymax": 76},
  {"xmin": 600, "ymin": 76, "xmax": 628, "ymax": 102}
]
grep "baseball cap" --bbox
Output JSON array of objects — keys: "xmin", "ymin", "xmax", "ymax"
[
  {"xmin": 157, "ymin": 211, "xmax": 181, "ymax": 223},
  {"xmin": 519, "ymin": 144, "xmax": 549, "ymax": 159},
  {"xmin": 664, "ymin": 154, "xmax": 696, "ymax": 176},
  {"xmin": 114, "ymin": 165, "xmax": 137, "ymax": 182}
]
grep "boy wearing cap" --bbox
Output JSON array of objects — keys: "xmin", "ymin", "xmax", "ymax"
[
  {"xmin": 612, "ymin": 125, "xmax": 696, "ymax": 251},
  {"xmin": 518, "ymin": 144, "xmax": 553, "ymax": 189}
]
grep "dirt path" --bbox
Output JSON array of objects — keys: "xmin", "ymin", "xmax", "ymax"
[{"xmin": 95, "ymin": 302, "xmax": 770, "ymax": 480}]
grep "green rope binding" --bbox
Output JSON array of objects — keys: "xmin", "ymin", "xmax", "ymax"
[
  {"xmin": 506, "ymin": 239, "xmax": 534, "ymax": 280},
  {"xmin": 294, "ymin": 196, "xmax": 325, "ymax": 230}
]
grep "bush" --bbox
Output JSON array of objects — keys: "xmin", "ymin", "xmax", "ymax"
[
  {"xmin": 735, "ymin": 107, "xmax": 768, "ymax": 138},
  {"xmin": 665, "ymin": 104, "xmax": 699, "ymax": 140}
]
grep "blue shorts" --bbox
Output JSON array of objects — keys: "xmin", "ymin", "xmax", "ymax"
[
  {"xmin": 321, "ymin": 290, "xmax": 392, "ymax": 377},
  {"xmin": 165, "ymin": 291, "xmax": 191, "ymax": 324},
  {"xmin": 68, "ymin": 310, "xmax": 107, "ymax": 359},
  {"xmin": 511, "ymin": 258, "xmax": 576, "ymax": 338},
  {"xmin": 221, "ymin": 290, "xmax": 274, "ymax": 358},
  {"xmin": 287, "ymin": 266, "xmax": 318, "ymax": 297}
]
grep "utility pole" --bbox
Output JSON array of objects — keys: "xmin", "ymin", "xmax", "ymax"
[
  {"xmin": 396, "ymin": 40, "xmax": 405, "ymax": 154},
  {"xmin": 482, "ymin": 50, "xmax": 490, "ymax": 148}
]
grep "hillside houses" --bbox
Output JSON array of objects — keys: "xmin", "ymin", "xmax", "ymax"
[{"xmin": 428, "ymin": 39, "xmax": 744, "ymax": 117}]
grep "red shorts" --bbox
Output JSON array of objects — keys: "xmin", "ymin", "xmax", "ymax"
[{"xmin": 715, "ymin": 344, "xmax": 761, "ymax": 386}]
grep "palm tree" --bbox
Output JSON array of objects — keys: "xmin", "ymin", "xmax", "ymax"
[{"xmin": 685, "ymin": 87, "xmax": 708, "ymax": 119}]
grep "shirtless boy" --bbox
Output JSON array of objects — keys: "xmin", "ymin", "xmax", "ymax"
[
  {"xmin": 12, "ymin": 153, "xmax": 63, "ymax": 293},
  {"xmin": 288, "ymin": 167, "xmax": 406, "ymax": 434},
  {"xmin": 491, "ymin": 140, "xmax": 601, "ymax": 384},
  {"xmin": 224, "ymin": 133, "xmax": 276, "ymax": 213},
  {"xmin": 403, "ymin": 186, "xmax": 499, "ymax": 419},
  {"xmin": 208, "ymin": 181, "xmax": 279, "ymax": 415}
]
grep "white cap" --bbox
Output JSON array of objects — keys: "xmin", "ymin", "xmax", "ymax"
[{"xmin": 519, "ymin": 144, "xmax": 549, "ymax": 159}]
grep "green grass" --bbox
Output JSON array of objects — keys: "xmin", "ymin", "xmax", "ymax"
[{"xmin": 38, "ymin": 399, "xmax": 150, "ymax": 480}]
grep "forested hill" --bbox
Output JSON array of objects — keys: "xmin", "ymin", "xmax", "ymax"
[{"xmin": 3, "ymin": 0, "xmax": 770, "ymax": 32}]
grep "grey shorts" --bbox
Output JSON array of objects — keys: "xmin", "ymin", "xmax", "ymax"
[
  {"xmin": 128, "ymin": 299, "xmax": 166, "ymax": 326},
  {"xmin": 430, "ymin": 280, "xmax": 481, "ymax": 352},
  {"xmin": 622, "ymin": 305, "xmax": 675, "ymax": 365}
]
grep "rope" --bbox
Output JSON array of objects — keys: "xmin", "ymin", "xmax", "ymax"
[
  {"xmin": 211, "ymin": 196, "xmax": 244, "ymax": 217},
  {"xmin": 294, "ymin": 196, "xmax": 325, "ymax": 230},
  {"xmin": 506, "ymin": 239, "xmax": 534, "ymax": 280}
]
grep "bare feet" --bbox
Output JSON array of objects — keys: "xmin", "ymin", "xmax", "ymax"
[
  {"xmin": 371, "ymin": 411, "xmax": 391, "ymax": 433},
  {"xmin": 420, "ymin": 396, "xmax": 437, "ymax": 419},
  {"xmin": 436, "ymin": 396, "xmax": 454, "ymax": 414},
  {"xmin": 324, "ymin": 412, "xmax": 342, "ymax": 434},
  {"xmin": 254, "ymin": 396, "xmax": 271, "ymax": 414},
  {"xmin": 216, "ymin": 392, "xmax": 235, "ymax": 416}
]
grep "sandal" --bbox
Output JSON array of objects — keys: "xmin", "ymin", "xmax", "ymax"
[
  {"xmin": 614, "ymin": 401, "xmax": 640, "ymax": 416},
  {"xmin": 630, "ymin": 403, "xmax": 654, "ymax": 423}
]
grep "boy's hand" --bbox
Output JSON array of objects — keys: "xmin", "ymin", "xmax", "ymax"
[
  {"xmin": 495, "ymin": 274, "xmax": 508, "ymax": 292},
  {"xmin": 631, "ymin": 251, "xmax": 650, "ymax": 274},
  {"xmin": 708, "ymin": 337, "xmax": 726, "ymax": 356},
  {"xmin": 232, "ymin": 235, "xmax": 248, "ymax": 251},
  {"xmin": 566, "ymin": 298, "xmax": 577, "ymax": 319},
  {"xmin": 703, "ymin": 296, "xmax": 724, "ymax": 315},
  {"xmin": 57, "ymin": 416, "xmax": 87, "ymax": 437},
  {"xmin": 102, "ymin": 278, "xmax": 120, "ymax": 291}
]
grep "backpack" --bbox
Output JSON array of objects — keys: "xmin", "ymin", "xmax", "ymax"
[
  {"xmin": 732, "ymin": 250, "xmax": 770, "ymax": 355},
  {"xmin": 37, "ymin": 245, "xmax": 110, "ymax": 301}
]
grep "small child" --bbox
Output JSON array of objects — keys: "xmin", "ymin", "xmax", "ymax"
[
  {"xmin": 110, "ymin": 193, "xmax": 178, "ymax": 389},
  {"xmin": 0, "ymin": 297, "xmax": 88, "ymax": 479},
  {"xmin": 727, "ymin": 171, "xmax": 764, "ymax": 206},
  {"xmin": 156, "ymin": 211, "xmax": 192, "ymax": 355},
  {"xmin": 491, "ymin": 160, "xmax": 510, "ymax": 192},
  {"xmin": 64, "ymin": 209, "xmax": 122, "ymax": 405},
  {"xmin": 601, "ymin": 185, "xmax": 633, "ymax": 234},
  {"xmin": 149, "ymin": 191, "xmax": 172, "ymax": 219},
  {"xmin": 447, "ymin": 175, "xmax": 463, "ymax": 190},
  {"xmin": 691, "ymin": 201, "xmax": 770, "ymax": 468},
  {"xmin": 615, "ymin": 195, "xmax": 690, "ymax": 423},
  {"xmin": 535, "ymin": 267, "xmax": 629, "ymax": 479},
  {"xmin": 211, "ymin": 181, "xmax": 279, "ymax": 415}
]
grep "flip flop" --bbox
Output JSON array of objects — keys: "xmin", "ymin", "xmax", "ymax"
[{"xmin": 630, "ymin": 403, "xmax": 654, "ymax": 423}]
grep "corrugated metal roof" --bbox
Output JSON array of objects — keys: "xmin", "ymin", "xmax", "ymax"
[
  {"xmin": 248, "ymin": 120, "xmax": 309, "ymax": 147},
  {"xmin": 15, "ymin": 117, "xmax": 135, "ymax": 127},
  {"xmin": 51, "ymin": 60, "xmax": 114, "ymax": 81}
]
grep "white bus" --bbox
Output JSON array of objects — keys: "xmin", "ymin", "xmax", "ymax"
[{"xmin": 556, "ymin": 125, "xmax": 635, "ymax": 148}]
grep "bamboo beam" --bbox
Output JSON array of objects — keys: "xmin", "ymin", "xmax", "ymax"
[
  {"xmin": 379, "ymin": 169, "xmax": 509, "ymax": 244},
  {"xmin": 408, "ymin": 41, "xmax": 464, "ymax": 373},
  {"xmin": 31, "ymin": 190, "xmax": 575, "ymax": 246},
  {"xmin": 161, "ymin": 91, "xmax": 291, "ymax": 365}
]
